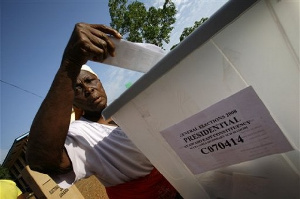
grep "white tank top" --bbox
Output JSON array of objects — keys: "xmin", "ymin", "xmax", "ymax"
[{"xmin": 55, "ymin": 117, "xmax": 153, "ymax": 187}]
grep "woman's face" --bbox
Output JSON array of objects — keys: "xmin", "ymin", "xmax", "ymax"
[{"xmin": 73, "ymin": 70, "xmax": 107, "ymax": 112}]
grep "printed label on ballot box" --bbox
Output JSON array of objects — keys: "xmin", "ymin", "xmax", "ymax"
[{"xmin": 160, "ymin": 86, "xmax": 293, "ymax": 174}]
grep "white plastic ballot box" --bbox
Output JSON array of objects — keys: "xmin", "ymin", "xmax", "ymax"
[{"xmin": 103, "ymin": 0, "xmax": 299, "ymax": 198}]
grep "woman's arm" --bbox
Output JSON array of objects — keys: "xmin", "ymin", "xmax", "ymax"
[{"xmin": 26, "ymin": 23, "xmax": 121, "ymax": 174}]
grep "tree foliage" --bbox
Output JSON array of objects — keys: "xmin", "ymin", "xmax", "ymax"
[
  {"xmin": 109, "ymin": 0, "xmax": 177, "ymax": 48},
  {"xmin": 170, "ymin": 17, "xmax": 208, "ymax": 50},
  {"xmin": 0, "ymin": 164, "xmax": 12, "ymax": 179}
]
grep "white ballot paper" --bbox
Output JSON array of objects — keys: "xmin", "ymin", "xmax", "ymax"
[
  {"xmin": 103, "ymin": 37, "xmax": 166, "ymax": 73},
  {"xmin": 161, "ymin": 86, "xmax": 293, "ymax": 174}
]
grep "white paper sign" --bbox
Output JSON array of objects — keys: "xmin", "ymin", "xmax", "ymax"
[{"xmin": 160, "ymin": 86, "xmax": 293, "ymax": 174}]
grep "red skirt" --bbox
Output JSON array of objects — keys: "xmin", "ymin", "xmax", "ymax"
[{"xmin": 105, "ymin": 168, "xmax": 178, "ymax": 199}]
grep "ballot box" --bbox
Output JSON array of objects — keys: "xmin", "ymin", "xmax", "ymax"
[{"xmin": 103, "ymin": 0, "xmax": 299, "ymax": 198}]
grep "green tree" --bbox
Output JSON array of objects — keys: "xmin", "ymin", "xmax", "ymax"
[
  {"xmin": 170, "ymin": 17, "xmax": 208, "ymax": 50},
  {"xmin": 0, "ymin": 164, "xmax": 12, "ymax": 179},
  {"xmin": 109, "ymin": 0, "xmax": 177, "ymax": 49}
]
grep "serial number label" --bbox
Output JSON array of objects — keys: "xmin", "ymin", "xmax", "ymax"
[{"xmin": 200, "ymin": 135, "xmax": 244, "ymax": 154}]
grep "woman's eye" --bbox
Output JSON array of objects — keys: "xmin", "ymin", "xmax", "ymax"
[{"xmin": 85, "ymin": 78, "xmax": 95, "ymax": 83}]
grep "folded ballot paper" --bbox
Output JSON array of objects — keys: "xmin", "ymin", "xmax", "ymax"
[{"xmin": 103, "ymin": 37, "xmax": 166, "ymax": 73}]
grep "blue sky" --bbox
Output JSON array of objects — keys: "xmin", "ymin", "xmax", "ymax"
[{"xmin": 0, "ymin": 0, "xmax": 227, "ymax": 163}]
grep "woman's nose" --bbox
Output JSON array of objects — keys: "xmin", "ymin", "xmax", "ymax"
[{"xmin": 84, "ymin": 86, "xmax": 94, "ymax": 97}]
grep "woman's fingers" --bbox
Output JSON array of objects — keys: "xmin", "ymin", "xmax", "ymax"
[
  {"xmin": 63, "ymin": 23, "xmax": 122, "ymax": 65},
  {"xmin": 89, "ymin": 24, "xmax": 122, "ymax": 57}
]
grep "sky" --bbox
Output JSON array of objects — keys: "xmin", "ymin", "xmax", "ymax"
[{"xmin": 0, "ymin": 0, "xmax": 228, "ymax": 163}]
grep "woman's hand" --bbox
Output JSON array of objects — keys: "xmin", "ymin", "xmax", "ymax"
[{"xmin": 62, "ymin": 23, "xmax": 122, "ymax": 67}]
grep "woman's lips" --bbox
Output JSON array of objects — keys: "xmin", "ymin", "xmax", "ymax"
[{"xmin": 93, "ymin": 96, "xmax": 102, "ymax": 103}]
